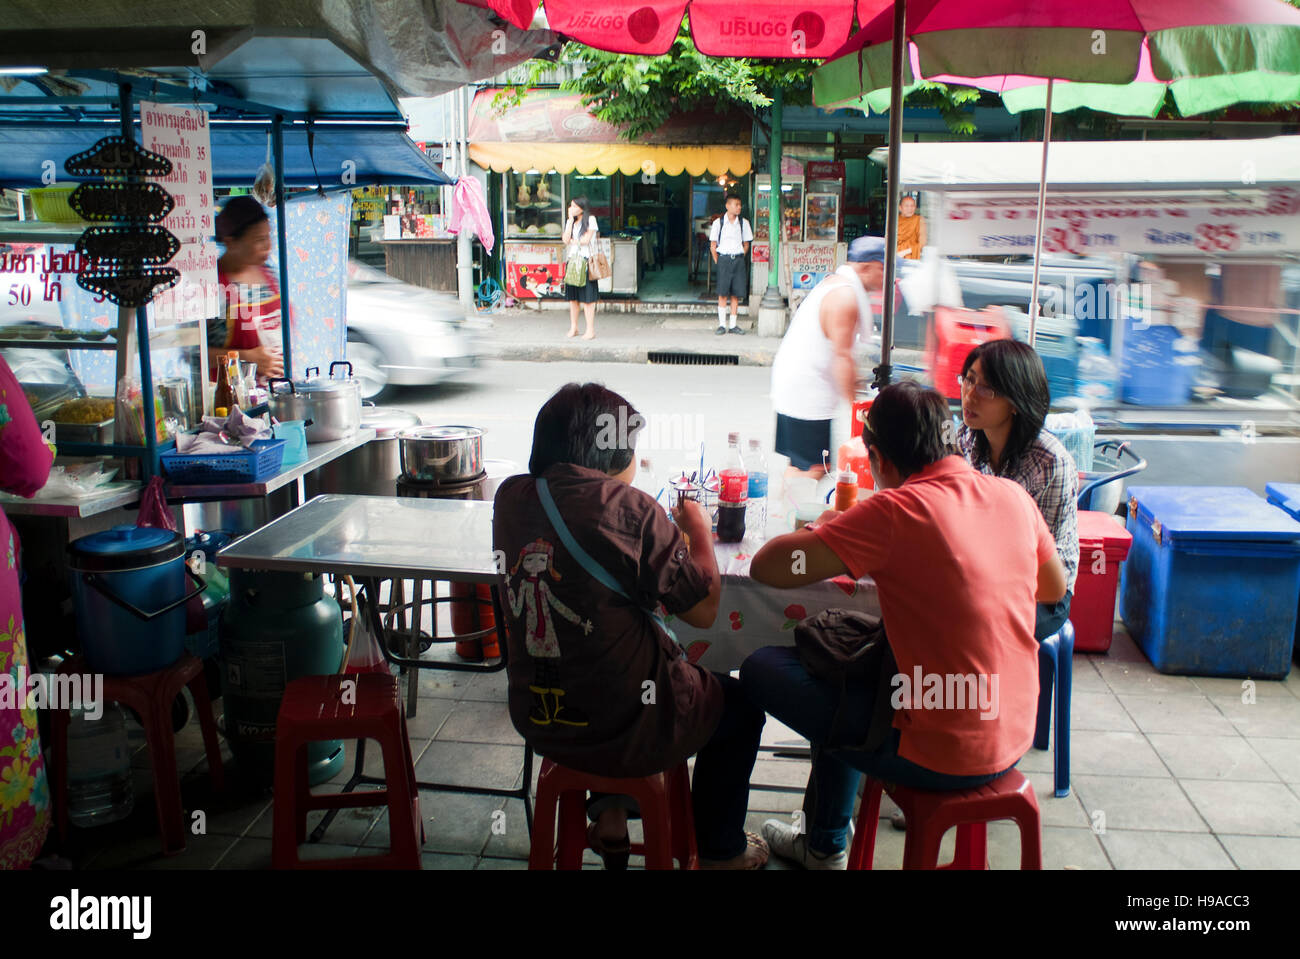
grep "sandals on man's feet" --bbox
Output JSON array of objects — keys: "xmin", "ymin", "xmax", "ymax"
[{"xmin": 699, "ymin": 830, "xmax": 770, "ymax": 870}]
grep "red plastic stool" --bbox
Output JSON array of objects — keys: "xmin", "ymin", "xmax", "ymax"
[
  {"xmin": 51, "ymin": 653, "xmax": 225, "ymax": 856},
  {"xmin": 848, "ymin": 769, "xmax": 1042, "ymax": 870},
  {"xmin": 272, "ymin": 673, "xmax": 422, "ymax": 869},
  {"xmin": 529, "ymin": 758, "xmax": 698, "ymax": 870}
]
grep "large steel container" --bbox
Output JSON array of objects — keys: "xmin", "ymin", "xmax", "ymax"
[{"xmin": 304, "ymin": 405, "xmax": 421, "ymax": 498}]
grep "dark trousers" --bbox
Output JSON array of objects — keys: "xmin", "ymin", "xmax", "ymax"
[
  {"xmin": 588, "ymin": 671, "xmax": 765, "ymax": 861},
  {"xmin": 741, "ymin": 646, "xmax": 1008, "ymax": 855}
]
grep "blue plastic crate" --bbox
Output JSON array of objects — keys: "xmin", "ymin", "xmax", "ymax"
[
  {"xmin": 1119, "ymin": 486, "xmax": 1300, "ymax": 678},
  {"xmin": 1008, "ymin": 311, "xmax": 1079, "ymax": 402},
  {"xmin": 161, "ymin": 438, "xmax": 287, "ymax": 485}
]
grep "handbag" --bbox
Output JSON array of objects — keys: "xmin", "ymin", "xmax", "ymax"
[
  {"xmin": 564, "ymin": 255, "xmax": 588, "ymax": 287},
  {"xmin": 588, "ymin": 248, "xmax": 611, "ymax": 281},
  {"xmin": 794, "ymin": 608, "xmax": 897, "ymax": 751},
  {"xmin": 536, "ymin": 477, "xmax": 682, "ymax": 656}
]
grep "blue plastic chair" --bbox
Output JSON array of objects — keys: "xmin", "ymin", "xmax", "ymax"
[{"xmin": 1034, "ymin": 620, "xmax": 1074, "ymax": 798}]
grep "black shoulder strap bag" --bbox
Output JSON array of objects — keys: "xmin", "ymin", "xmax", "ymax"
[{"xmin": 793, "ymin": 608, "xmax": 897, "ymax": 752}]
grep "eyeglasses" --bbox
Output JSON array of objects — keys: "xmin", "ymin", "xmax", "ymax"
[{"xmin": 957, "ymin": 375, "xmax": 998, "ymax": 401}]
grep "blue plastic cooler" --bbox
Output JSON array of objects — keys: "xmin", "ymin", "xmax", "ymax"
[
  {"xmin": 1119, "ymin": 486, "xmax": 1300, "ymax": 678},
  {"xmin": 1265, "ymin": 482, "xmax": 1300, "ymax": 663}
]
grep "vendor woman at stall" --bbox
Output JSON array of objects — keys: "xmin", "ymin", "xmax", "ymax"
[{"xmin": 210, "ymin": 196, "xmax": 285, "ymax": 384}]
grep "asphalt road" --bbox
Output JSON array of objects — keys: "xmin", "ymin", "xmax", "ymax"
[{"xmin": 393, "ymin": 359, "xmax": 783, "ymax": 480}]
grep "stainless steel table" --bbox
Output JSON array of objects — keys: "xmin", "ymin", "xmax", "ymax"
[{"xmin": 217, "ymin": 493, "xmax": 532, "ymax": 835}]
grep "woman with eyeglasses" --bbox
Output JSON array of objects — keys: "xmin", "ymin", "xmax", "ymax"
[{"xmin": 956, "ymin": 339, "xmax": 1079, "ymax": 641}]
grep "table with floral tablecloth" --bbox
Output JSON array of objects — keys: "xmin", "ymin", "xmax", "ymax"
[{"xmin": 669, "ymin": 537, "xmax": 881, "ymax": 672}]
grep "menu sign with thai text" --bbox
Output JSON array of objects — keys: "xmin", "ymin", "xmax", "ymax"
[{"xmin": 140, "ymin": 101, "xmax": 218, "ymax": 323}]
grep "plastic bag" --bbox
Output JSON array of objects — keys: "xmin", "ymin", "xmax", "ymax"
[
  {"xmin": 137, "ymin": 475, "xmax": 177, "ymax": 531},
  {"xmin": 251, "ymin": 134, "xmax": 276, "ymax": 206},
  {"xmin": 115, "ymin": 377, "xmax": 168, "ymax": 445},
  {"xmin": 899, "ymin": 247, "xmax": 963, "ymax": 314},
  {"xmin": 564, "ymin": 255, "xmax": 588, "ymax": 287},
  {"xmin": 342, "ymin": 584, "xmax": 388, "ymax": 675}
]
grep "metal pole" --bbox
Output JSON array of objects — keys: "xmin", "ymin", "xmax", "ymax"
[
  {"xmin": 120, "ymin": 83, "xmax": 161, "ymax": 477},
  {"xmin": 757, "ymin": 86, "xmax": 784, "ymax": 334},
  {"xmin": 1027, "ymin": 78, "xmax": 1055, "ymax": 345},
  {"xmin": 456, "ymin": 86, "xmax": 475, "ymax": 310},
  {"xmin": 272, "ymin": 114, "xmax": 293, "ymax": 379},
  {"xmin": 875, "ymin": 0, "xmax": 907, "ymax": 389}
]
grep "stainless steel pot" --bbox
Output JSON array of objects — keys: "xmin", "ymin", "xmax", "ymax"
[
  {"xmin": 305, "ymin": 405, "xmax": 422, "ymax": 497},
  {"xmin": 398, "ymin": 425, "xmax": 484, "ymax": 484},
  {"xmin": 268, "ymin": 361, "xmax": 361, "ymax": 443}
]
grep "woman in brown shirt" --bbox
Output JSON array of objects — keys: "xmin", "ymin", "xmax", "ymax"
[{"xmin": 494, "ymin": 383, "xmax": 768, "ymax": 869}]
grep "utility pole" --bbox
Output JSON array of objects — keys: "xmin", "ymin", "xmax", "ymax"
[{"xmin": 756, "ymin": 86, "xmax": 786, "ymax": 337}]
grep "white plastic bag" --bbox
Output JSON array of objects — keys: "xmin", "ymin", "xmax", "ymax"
[{"xmin": 899, "ymin": 247, "xmax": 963, "ymax": 314}]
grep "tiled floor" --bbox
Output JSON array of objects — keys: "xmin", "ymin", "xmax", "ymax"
[{"xmin": 60, "ymin": 622, "xmax": 1300, "ymax": 870}]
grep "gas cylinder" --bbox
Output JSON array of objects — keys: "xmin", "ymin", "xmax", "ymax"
[
  {"xmin": 220, "ymin": 569, "xmax": 345, "ymax": 787},
  {"xmin": 450, "ymin": 582, "xmax": 499, "ymax": 659}
]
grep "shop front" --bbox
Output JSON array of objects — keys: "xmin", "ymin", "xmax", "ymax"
[{"xmin": 468, "ymin": 89, "xmax": 752, "ymax": 304}]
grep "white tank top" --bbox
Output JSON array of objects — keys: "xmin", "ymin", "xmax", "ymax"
[{"xmin": 770, "ymin": 265, "xmax": 875, "ymax": 420}]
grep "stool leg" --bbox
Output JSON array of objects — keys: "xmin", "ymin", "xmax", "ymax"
[
  {"xmin": 187, "ymin": 671, "xmax": 225, "ymax": 793},
  {"xmin": 951, "ymin": 823, "xmax": 988, "ymax": 869},
  {"xmin": 1018, "ymin": 808, "xmax": 1044, "ymax": 870},
  {"xmin": 272, "ymin": 736, "xmax": 303, "ymax": 868},
  {"xmin": 141, "ymin": 694, "xmax": 186, "ymax": 854},
  {"xmin": 903, "ymin": 812, "xmax": 945, "ymax": 870},
  {"xmin": 528, "ymin": 765, "xmax": 560, "ymax": 870},
  {"xmin": 556, "ymin": 790, "xmax": 587, "ymax": 870},
  {"xmin": 1054, "ymin": 624, "xmax": 1073, "ymax": 798},
  {"xmin": 847, "ymin": 779, "xmax": 885, "ymax": 870},
  {"xmin": 1034, "ymin": 635, "xmax": 1058, "ymax": 751},
  {"xmin": 639, "ymin": 776, "xmax": 673, "ymax": 870},
  {"xmin": 378, "ymin": 720, "xmax": 422, "ymax": 868}
]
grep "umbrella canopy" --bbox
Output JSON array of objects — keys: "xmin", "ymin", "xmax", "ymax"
[
  {"xmin": 818, "ymin": 0, "xmax": 1300, "ymax": 100},
  {"xmin": 832, "ymin": 35, "xmax": 1300, "ymax": 118},
  {"xmin": 459, "ymin": 0, "xmax": 891, "ymax": 57}
]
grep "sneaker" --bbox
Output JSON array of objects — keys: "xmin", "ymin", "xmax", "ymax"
[
  {"xmin": 728, "ymin": 326, "xmax": 746, "ymax": 335},
  {"xmin": 761, "ymin": 819, "xmax": 847, "ymax": 870},
  {"xmin": 715, "ymin": 325, "xmax": 727, "ymax": 335}
]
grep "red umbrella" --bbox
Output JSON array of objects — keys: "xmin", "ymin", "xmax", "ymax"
[{"xmin": 460, "ymin": 0, "xmax": 891, "ymax": 57}]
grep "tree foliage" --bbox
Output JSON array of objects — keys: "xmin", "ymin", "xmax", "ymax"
[{"xmin": 494, "ymin": 25, "xmax": 985, "ymax": 141}]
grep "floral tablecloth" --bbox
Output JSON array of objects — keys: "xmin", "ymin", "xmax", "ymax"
[{"xmin": 670, "ymin": 536, "xmax": 881, "ymax": 672}]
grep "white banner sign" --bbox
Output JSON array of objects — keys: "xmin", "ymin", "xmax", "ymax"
[
  {"xmin": 940, "ymin": 188, "xmax": 1300, "ymax": 257},
  {"xmin": 140, "ymin": 101, "xmax": 217, "ymax": 323}
]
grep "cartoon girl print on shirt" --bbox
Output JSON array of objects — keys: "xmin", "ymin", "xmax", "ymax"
[{"xmin": 507, "ymin": 540, "xmax": 593, "ymax": 727}]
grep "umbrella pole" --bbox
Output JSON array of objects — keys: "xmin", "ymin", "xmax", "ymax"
[
  {"xmin": 876, "ymin": 0, "xmax": 907, "ymax": 390},
  {"xmin": 1027, "ymin": 78, "xmax": 1054, "ymax": 345},
  {"xmin": 272, "ymin": 114, "xmax": 293, "ymax": 379}
]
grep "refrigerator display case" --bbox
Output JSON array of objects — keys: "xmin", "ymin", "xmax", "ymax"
[
  {"xmin": 754, "ymin": 174, "xmax": 804, "ymax": 242},
  {"xmin": 506, "ymin": 170, "xmax": 565, "ymax": 239},
  {"xmin": 804, "ymin": 193, "xmax": 841, "ymax": 242}
]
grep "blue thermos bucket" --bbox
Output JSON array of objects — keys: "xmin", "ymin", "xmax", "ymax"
[{"xmin": 68, "ymin": 526, "xmax": 205, "ymax": 676}]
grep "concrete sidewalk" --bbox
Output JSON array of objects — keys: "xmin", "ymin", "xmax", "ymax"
[{"xmin": 474, "ymin": 304, "xmax": 783, "ymax": 366}]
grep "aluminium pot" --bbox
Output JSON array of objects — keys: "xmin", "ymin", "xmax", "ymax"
[
  {"xmin": 304, "ymin": 405, "xmax": 422, "ymax": 498},
  {"xmin": 268, "ymin": 361, "xmax": 361, "ymax": 443},
  {"xmin": 398, "ymin": 425, "xmax": 484, "ymax": 484}
]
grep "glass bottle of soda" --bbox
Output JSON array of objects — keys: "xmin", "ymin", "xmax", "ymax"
[{"xmin": 716, "ymin": 432, "xmax": 748, "ymax": 543}]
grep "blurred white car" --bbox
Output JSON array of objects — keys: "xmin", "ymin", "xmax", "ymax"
[{"xmin": 346, "ymin": 260, "xmax": 481, "ymax": 401}]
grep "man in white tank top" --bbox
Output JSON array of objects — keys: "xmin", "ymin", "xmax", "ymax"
[{"xmin": 770, "ymin": 236, "xmax": 886, "ymax": 484}]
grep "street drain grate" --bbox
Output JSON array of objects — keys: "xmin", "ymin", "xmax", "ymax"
[{"xmin": 647, "ymin": 351, "xmax": 739, "ymax": 366}]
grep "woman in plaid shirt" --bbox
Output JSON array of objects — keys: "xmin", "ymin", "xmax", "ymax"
[{"xmin": 956, "ymin": 339, "xmax": 1079, "ymax": 640}]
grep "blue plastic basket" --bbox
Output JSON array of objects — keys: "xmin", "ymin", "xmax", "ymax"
[
  {"xmin": 1047, "ymin": 425, "xmax": 1095, "ymax": 472},
  {"xmin": 161, "ymin": 438, "xmax": 287, "ymax": 485}
]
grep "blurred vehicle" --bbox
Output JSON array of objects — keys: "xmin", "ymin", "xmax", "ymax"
[{"xmin": 346, "ymin": 260, "xmax": 480, "ymax": 402}]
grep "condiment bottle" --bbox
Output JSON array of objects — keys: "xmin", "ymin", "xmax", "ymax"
[
  {"xmin": 834, "ymin": 469, "xmax": 859, "ymax": 512},
  {"xmin": 213, "ymin": 353, "xmax": 235, "ymax": 414}
]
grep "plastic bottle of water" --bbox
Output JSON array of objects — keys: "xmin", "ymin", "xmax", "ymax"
[
  {"xmin": 634, "ymin": 456, "xmax": 662, "ymax": 510},
  {"xmin": 744, "ymin": 438, "xmax": 769, "ymax": 540},
  {"xmin": 1075, "ymin": 336, "xmax": 1118, "ymax": 406},
  {"xmin": 66, "ymin": 702, "xmax": 135, "ymax": 828}
]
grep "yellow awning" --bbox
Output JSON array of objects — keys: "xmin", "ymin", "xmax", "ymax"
[{"xmin": 470, "ymin": 142, "xmax": 751, "ymax": 178}]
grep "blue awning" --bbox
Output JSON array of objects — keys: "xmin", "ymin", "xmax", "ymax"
[{"xmin": 0, "ymin": 122, "xmax": 451, "ymax": 189}]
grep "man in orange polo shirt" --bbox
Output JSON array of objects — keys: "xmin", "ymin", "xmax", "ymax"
[{"xmin": 742, "ymin": 381, "xmax": 1066, "ymax": 869}]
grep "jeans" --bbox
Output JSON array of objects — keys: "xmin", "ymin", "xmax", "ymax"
[
  {"xmin": 587, "ymin": 672, "xmax": 765, "ymax": 861},
  {"xmin": 1035, "ymin": 591, "xmax": 1073, "ymax": 641},
  {"xmin": 740, "ymin": 646, "xmax": 1009, "ymax": 856}
]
